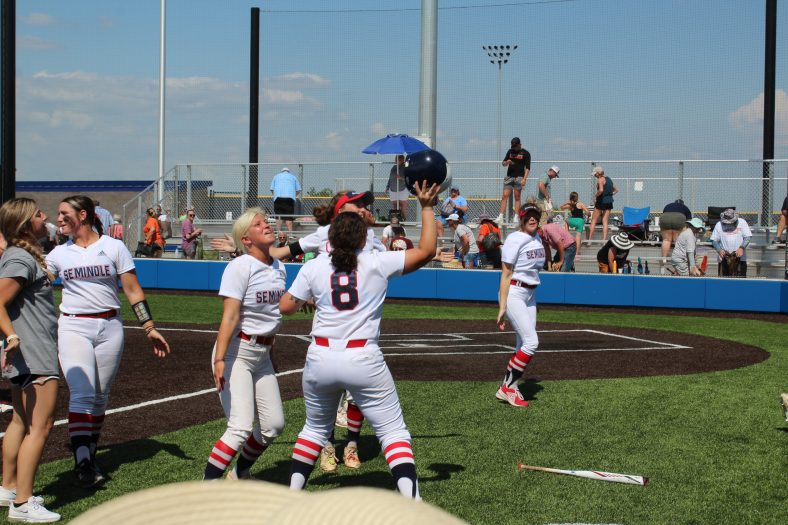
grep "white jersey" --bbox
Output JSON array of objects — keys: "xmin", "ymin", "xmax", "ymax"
[
  {"xmin": 710, "ymin": 218, "xmax": 752, "ymax": 261},
  {"xmin": 501, "ymin": 231, "xmax": 545, "ymax": 286},
  {"xmin": 288, "ymin": 250, "xmax": 405, "ymax": 341},
  {"xmin": 219, "ymin": 254, "xmax": 286, "ymax": 337},
  {"xmin": 299, "ymin": 225, "xmax": 386, "ymax": 255},
  {"xmin": 46, "ymin": 235, "xmax": 135, "ymax": 314}
]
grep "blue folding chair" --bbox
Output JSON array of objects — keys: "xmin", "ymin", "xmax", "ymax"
[{"xmin": 621, "ymin": 207, "xmax": 651, "ymax": 241}]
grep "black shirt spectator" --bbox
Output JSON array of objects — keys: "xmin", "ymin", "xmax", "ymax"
[
  {"xmin": 503, "ymin": 146, "xmax": 531, "ymax": 179},
  {"xmin": 663, "ymin": 200, "xmax": 692, "ymax": 220}
]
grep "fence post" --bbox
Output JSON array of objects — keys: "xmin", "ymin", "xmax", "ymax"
[
  {"xmin": 369, "ymin": 162, "xmax": 375, "ymax": 194},
  {"xmin": 298, "ymin": 163, "xmax": 304, "ymax": 216},
  {"xmin": 186, "ymin": 164, "xmax": 193, "ymax": 211},
  {"xmin": 241, "ymin": 165, "xmax": 247, "ymax": 216},
  {"xmin": 761, "ymin": 160, "xmax": 772, "ymax": 228},
  {"xmin": 678, "ymin": 161, "xmax": 684, "ymax": 201},
  {"xmin": 136, "ymin": 196, "xmax": 143, "ymax": 244}
]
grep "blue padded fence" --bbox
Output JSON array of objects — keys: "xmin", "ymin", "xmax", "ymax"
[{"xmin": 132, "ymin": 260, "xmax": 788, "ymax": 314}]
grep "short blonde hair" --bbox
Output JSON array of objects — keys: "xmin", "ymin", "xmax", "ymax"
[{"xmin": 232, "ymin": 207, "xmax": 267, "ymax": 254}]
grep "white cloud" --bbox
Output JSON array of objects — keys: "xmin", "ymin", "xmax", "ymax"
[
  {"xmin": 325, "ymin": 131, "xmax": 343, "ymax": 151},
  {"xmin": 18, "ymin": 36, "xmax": 58, "ymax": 50},
  {"xmin": 371, "ymin": 122, "xmax": 386, "ymax": 135},
  {"xmin": 729, "ymin": 90, "xmax": 788, "ymax": 130},
  {"xmin": 21, "ymin": 13, "xmax": 56, "ymax": 26},
  {"xmin": 266, "ymin": 72, "xmax": 331, "ymax": 88},
  {"xmin": 552, "ymin": 137, "xmax": 609, "ymax": 149},
  {"xmin": 263, "ymin": 88, "xmax": 320, "ymax": 107}
]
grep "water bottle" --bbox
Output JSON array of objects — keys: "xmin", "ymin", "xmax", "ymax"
[
  {"xmin": 174, "ymin": 246, "xmax": 181, "ymax": 258},
  {"xmin": 637, "ymin": 257, "xmax": 644, "ymax": 274},
  {"xmin": 644, "ymin": 260, "xmax": 650, "ymax": 274}
]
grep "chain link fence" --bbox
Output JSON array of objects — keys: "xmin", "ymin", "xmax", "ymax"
[{"xmin": 121, "ymin": 159, "xmax": 788, "ymax": 252}]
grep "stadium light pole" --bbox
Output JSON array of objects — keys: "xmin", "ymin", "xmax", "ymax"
[{"xmin": 483, "ymin": 45, "xmax": 517, "ymax": 164}]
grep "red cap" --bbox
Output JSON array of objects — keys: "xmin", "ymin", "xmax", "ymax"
[{"xmin": 333, "ymin": 191, "xmax": 374, "ymax": 219}]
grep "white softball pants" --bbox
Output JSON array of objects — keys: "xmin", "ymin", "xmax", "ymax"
[
  {"xmin": 58, "ymin": 315, "xmax": 125, "ymax": 415},
  {"xmin": 506, "ymin": 286, "xmax": 539, "ymax": 356},
  {"xmin": 211, "ymin": 337, "xmax": 285, "ymax": 450},
  {"xmin": 298, "ymin": 342, "xmax": 411, "ymax": 451}
]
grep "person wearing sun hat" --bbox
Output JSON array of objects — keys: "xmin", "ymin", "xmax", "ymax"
[
  {"xmin": 669, "ymin": 217, "xmax": 705, "ymax": 276},
  {"xmin": 710, "ymin": 208, "xmax": 751, "ymax": 277},
  {"xmin": 596, "ymin": 232, "xmax": 633, "ymax": 273}
]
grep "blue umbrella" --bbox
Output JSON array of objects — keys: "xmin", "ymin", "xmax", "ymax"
[{"xmin": 362, "ymin": 133, "xmax": 429, "ymax": 155}]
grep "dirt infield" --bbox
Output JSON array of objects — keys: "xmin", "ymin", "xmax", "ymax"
[{"xmin": 0, "ymin": 317, "xmax": 769, "ymax": 464}]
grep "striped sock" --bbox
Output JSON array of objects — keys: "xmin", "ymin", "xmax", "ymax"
[
  {"xmin": 289, "ymin": 438, "xmax": 321, "ymax": 490},
  {"xmin": 234, "ymin": 434, "xmax": 267, "ymax": 476},
  {"xmin": 204, "ymin": 439, "xmax": 237, "ymax": 480},
  {"xmin": 68, "ymin": 412, "xmax": 93, "ymax": 464},
  {"xmin": 384, "ymin": 441, "xmax": 419, "ymax": 499},
  {"xmin": 503, "ymin": 349, "xmax": 532, "ymax": 387},
  {"xmin": 345, "ymin": 402, "xmax": 363, "ymax": 445}
]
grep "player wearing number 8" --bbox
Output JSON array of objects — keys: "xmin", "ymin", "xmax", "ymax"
[{"xmin": 279, "ymin": 180, "xmax": 440, "ymax": 498}]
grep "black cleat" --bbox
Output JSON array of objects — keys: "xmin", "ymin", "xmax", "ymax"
[{"xmin": 75, "ymin": 459, "xmax": 105, "ymax": 488}]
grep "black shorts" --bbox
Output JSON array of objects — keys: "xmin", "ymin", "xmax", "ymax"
[
  {"xmin": 274, "ymin": 198, "xmax": 295, "ymax": 218},
  {"xmin": 9, "ymin": 373, "xmax": 58, "ymax": 390},
  {"xmin": 594, "ymin": 202, "xmax": 613, "ymax": 211}
]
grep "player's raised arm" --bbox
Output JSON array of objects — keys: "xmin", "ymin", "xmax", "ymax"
[{"xmin": 403, "ymin": 181, "xmax": 440, "ymax": 274}]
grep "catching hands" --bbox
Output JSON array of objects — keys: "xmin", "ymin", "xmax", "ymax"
[{"xmin": 414, "ymin": 180, "xmax": 440, "ymax": 208}]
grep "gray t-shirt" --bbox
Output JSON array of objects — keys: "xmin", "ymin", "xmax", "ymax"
[
  {"xmin": 670, "ymin": 228, "xmax": 697, "ymax": 276},
  {"xmin": 453, "ymin": 224, "xmax": 479, "ymax": 255},
  {"xmin": 0, "ymin": 247, "xmax": 59, "ymax": 378},
  {"xmin": 538, "ymin": 174, "xmax": 552, "ymax": 200}
]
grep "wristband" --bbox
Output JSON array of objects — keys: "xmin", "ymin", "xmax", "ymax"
[
  {"xmin": 132, "ymin": 300, "xmax": 153, "ymax": 325},
  {"xmin": 6, "ymin": 334, "xmax": 19, "ymax": 343},
  {"xmin": 288, "ymin": 241, "xmax": 304, "ymax": 257}
]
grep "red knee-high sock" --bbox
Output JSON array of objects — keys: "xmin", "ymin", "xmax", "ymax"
[
  {"xmin": 290, "ymin": 438, "xmax": 322, "ymax": 490},
  {"xmin": 235, "ymin": 434, "xmax": 267, "ymax": 475},
  {"xmin": 345, "ymin": 402, "xmax": 363, "ymax": 444},
  {"xmin": 384, "ymin": 441, "xmax": 419, "ymax": 499},
  {"xmin": 68, "ymin": 412, "xmax": 94, "ymax": 464},
  {"xmin": 204, "ymin": 439, "xmax": 238, "ymax": 480},
  {"xmin": 503, "ymin": 349, "xmax": 532, "ymax": 387}
]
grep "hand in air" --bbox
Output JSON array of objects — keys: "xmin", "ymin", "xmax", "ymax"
[{"xmin": 210, "ymin": 233, "xmax": 236, "ymax": 253}]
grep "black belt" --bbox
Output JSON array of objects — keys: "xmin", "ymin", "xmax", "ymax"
[{"xmin": 65, "ymin": 309, "xmax": 118, "ymax": 319}]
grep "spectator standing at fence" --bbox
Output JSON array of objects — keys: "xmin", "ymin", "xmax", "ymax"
[
  {"xmin": 539, "ymin": 221, "xmax": 577, "ymax": 272},
  {"xmin": 496, "ymin": 137, "xmax": 531, "ymax": 225},
  {"xmin": 108, "ymin": 214, "xmax": 123, "ymax": 240},
  {"xmin": 668, "ymin": 218, "xmax": 704, "ymax": 276},
  {"xmin": 93, "ymin": 200, "xmax": 114, "ymax": 236},
  {"xmin": 560, "ymin": 192, "xmax": 589, "ymax": 256},
  {"xmin": 143, "ymin": 207, "xmax": 164, "ymax": 258},
  {"xmin": 181, "ymin": 209, "xmax": 203, "ymax": 260},
  {"xmin": 446, "ymin": 213, "xmax": 478, "ymax": 268},
  {"xmin": 537, "ymin": 166, "xmax": 560, "ymax": 212},
  {"xmin": 0, "ymin": 198, "xmax": 61, "ymax": 523},
  {"xmin": 711, "ymin": 208, "xmax": 751, "ymax": 277},
  {"xmin": 270, "ymin": 168, "xmax": 301, "ymax": 233},
  {"xmin": 660, "ymin": 199, "xmax": 692, "ymax": 260},
  {"xmin": 476, "ymin": 213, "xmax": 502, "ymax": 268},
  {"xmin": 596, "ymin": 232, "xmax": 633, "ymax": 273},
  {"xmin": 774, "ymin": 194, "xmax": 787, "ymax": 245},
  {"xmin": 386, "ymin": 155, "xmax": 409, "ymax": 221},
  {"xmin": 587, "ymin": 166, "xmax": 617, "ymax": 244}
]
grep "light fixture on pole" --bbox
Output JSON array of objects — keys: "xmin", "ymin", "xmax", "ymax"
[{"xmin": 482, "ymin": 45, "xmax": 517, "ymax": 163}]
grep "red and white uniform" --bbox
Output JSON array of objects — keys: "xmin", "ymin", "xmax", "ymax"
[
  {"xmin": 287, "ymin": 250, "xmax": 419, "ymax": 498},
  {"xmin": 501, "ymin": 231, "xmax": 545, "ymax": 356},
  {"xmin": 299, "ymin": 225, "xmax": 386, "ymax": 255},
  {"xmin": 207, "ymin": 254, "xmax": 287, "ymax": 474},
  {"xmin": 46, "ymin": 236, "xmax": 135, "ymax": 462}
]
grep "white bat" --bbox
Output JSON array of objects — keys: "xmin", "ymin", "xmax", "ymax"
[{"xmin": 518, "ymin": 464, "xmax": 649, "ymax": 486}]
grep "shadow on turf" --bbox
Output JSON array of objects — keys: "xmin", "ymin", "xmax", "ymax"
[
  {"xmin": 41, "ymin": 438, "xmax": 190, "ymax": 510},
  {"xmin": 520, "ymin": 378, "xmax": 543, "ymax": 402}
]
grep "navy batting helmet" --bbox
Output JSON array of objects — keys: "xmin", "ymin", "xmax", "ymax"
[{"xmin": 403, "ymin": 149, "xmax": 452, "ymax": 195}]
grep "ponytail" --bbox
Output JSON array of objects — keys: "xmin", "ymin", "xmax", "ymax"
[{"xmin": 328, "ymin": 212, "xmax": 366, "ymax": 273}]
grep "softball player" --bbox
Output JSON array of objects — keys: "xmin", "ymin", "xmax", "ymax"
[
  {"xmin": 496, "ymin": 199, "xmax": 546, "ymax": 408},
  {"xmin": 279, "ymin": 181, "xmax": 439, "ymax": 499},
  {"xmin": 204, "ymin": 208, "xmax": 286, "ymax": 480},
  {"xmin": 0, "ymin": 199, "xmax": 61, "ymax": 522},
  {"xmin": 46, "ymin": 195, "xmax": 170, "ymax": 488}
]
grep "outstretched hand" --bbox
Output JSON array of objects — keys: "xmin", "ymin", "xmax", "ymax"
[
  {"xmin": 210, "ymin": 233, "xmax": 236, "ymax": 253},
  {"xmin": 413, "ymin": 180, "xmax": 440, "ymax": 208}
]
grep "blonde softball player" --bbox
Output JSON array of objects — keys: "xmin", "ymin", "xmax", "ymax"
[
  {"xmin": 279, "ymin": 181, "xmax": 439, "ymax": 499},
  {"xmin": 46, "ymin": 195, "xmax": 170, "ymax": 488},
  {"xmin": 204, "ymin": 208, "xmax": 287, "ymax": 480},
  {"xmin": 496, "ymin": 200, "xmax": 546, "ymax": 408}
]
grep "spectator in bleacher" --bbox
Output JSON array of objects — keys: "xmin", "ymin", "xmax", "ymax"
[
  {"xmin": 774, "ymin": 194, "xmax": 787, "ymax": 245},
  {"xmin": 476, "ymin": 213, "xmax": 502, "ymax": 269},
  {"xmin": 447, "ymin": 213, "xmax": 478, "ymax": 268},
  {"xmin": 143, "ymin": 207, "xmax": 164, "ymax": 258},
  {"xmin": 270, "ymin": 167, "xmax": 301, "ymax": 233},
  {"xmin": 381, "ymin": 212, "xmax": 407, "ymax": 250},
  {"xmin": 539, "ymin": 221, "xmax": 577, "ymax": 272},
  {"xmin": 560, "ymin": 192, "xmax": 589, "ymax": 256},
  {"xmin": 438, "ymin": 187, "xmax": 468, "ymax": 229},
  {"xmin": 496, "ymin": 137, "xmax": 531, "ymax": 225},
  {"xmin": 667, "ymin": 218, "xmax": 705, "ymax": 276},
  {"xmin": 537, "ymin": 166, "xmax": 560, "ymax": 212},
  {"xmin": 386, "ymin": 155, "xmax": 409, "ymax": 221},
  {"xmin": 108, "ymin": 214, "xmax": 123, "ymax": 240},
  {"xmin": 711, "ymin": 208, "xmax": 751, "ymax": 277},
  {"xmin": 93, "ymin": 200, "xmax": 114, "ymax": 234},
  {"xmin": 596, "ymin": 232, "xmax": 633, "ymax": 273},
  {"xmin": 157, "ymin": 205, "xmax": 172, "ymax": 240},
  {"xmin": 660, "ymin": 199, "xmax": 692, "ymax": 260},
  {"xmin": 181, "ymin": 209, "xmax": 203, "ymax": 260},
  {"xmin": 587, "ymin": 166, "xmax": 618, "ymax": 244}
]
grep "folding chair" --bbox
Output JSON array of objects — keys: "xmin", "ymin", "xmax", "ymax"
[{"xmin": 621, "ymin": 207, "xmax": 651, "ymax": 241}]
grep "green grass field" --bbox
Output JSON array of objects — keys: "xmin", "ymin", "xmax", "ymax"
[{"xmin": 9, "ymin": 292, "xmax": 788, "ymax": 524}]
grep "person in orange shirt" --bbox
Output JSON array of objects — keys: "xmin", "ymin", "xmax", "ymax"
[
  {"xmin": 476, "ymin": 213, "xmax": 502, "ymax": 268},
  {"xmin": 143, "ymin": 207, "xmax": 164, "ymax": 257}
]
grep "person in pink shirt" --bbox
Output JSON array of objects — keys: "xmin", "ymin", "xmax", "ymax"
[{"xmin": 539, "ymin": 221, "xmax": 577, "ymax": 272}]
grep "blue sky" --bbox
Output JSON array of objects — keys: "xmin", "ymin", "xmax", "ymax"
[{"xmin": 10, "ymin": 0, "xmax": 788, "ymax": 181}]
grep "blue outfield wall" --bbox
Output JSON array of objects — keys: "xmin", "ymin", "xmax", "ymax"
[{"xmin": 133, "ymin": 260, "xmax": 788, "ymax": 314}]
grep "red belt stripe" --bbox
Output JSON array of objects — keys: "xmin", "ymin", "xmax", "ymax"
[
  {"xmin": 238, "ymin": 331, "xmax": 275, "ymax": 346},
  {"xmin": 65, "ymin": 309, "xmax": 118, "ymax": 319},
  {"xmin": 314, "ymin": 337, "xmax": 368, "ymax": 348},
  {"xmin": 510, "ymin": 279, "xmax": 537, "ymax": 289}
]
